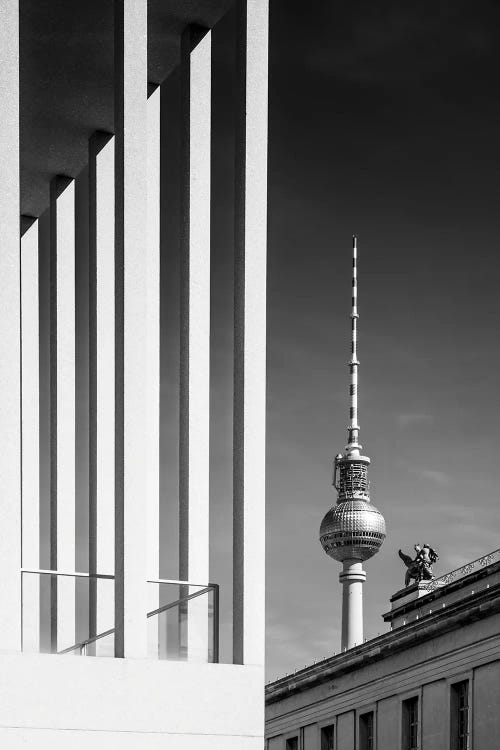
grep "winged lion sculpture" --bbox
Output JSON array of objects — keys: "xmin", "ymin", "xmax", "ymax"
[{"xmin": 399, "ymin": 544, "xmax": 439, "ymax": 587}]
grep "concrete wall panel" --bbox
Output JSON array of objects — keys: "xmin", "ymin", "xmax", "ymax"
[
  {"xmin": 336, "ymin": 711, "xmax": 354, "ymax": 750},
  {"xmin": 422, "ymin": 680, "xmax": 447, "ymax": 750},
  {"xmin": 0, "ymin": 727, "xmax": 262, "ymax": 750},
  {"xmin": 376, "ymin": 696, "xmax": 398, "ymax": 748},
  {"xmin": 0, "ymin": 0, "xmax": 21, "ymax": 653},
  {"xmin": 0, "ymin": 654, "xmax": 263, "ymax": 739},
  {"xmin": 268, "ymin": 737, "xmax": 283, "ymax": 750},
  {"xmin": 302, "ymin": 723, "xmax": 317, "ymax": 749},
  {"xmin": 474, "ymin": 661, "xmax": 500, "ymax": 749}
]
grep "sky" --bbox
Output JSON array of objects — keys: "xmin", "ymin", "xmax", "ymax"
[{"xmin": 263, "ymin": 0, "xmax": 500, "ymax": 680}]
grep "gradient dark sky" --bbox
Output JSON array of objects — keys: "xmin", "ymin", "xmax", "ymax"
[{"xmin": 264, "ymin": 0, "xmax": 500, "ymax": 679}]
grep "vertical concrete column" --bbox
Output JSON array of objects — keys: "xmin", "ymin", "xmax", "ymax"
[
  {"xmin": 146, "ymin": 85, "xmax": 161, "ymax": 655},
  {"xmin": 339, "ymin": 560, "xmax": 366, "ymax": 650},
  {"xmin": 0, "ymin": 0, "xmax": 21, "ymax": 653},
  {"xmin": 21, "ymin": 221, "xmax": 41, "ymax": 653},
  {"xmin": 233, "ymin": 0, "xmax": 269, "ymax": 667},
  {"xmin": 114, "ymin": 0, "xmax": 148, "ymax": 658},
  {"xmin": 179, "ymin": 26, "xmax": 211, "ymax": 661},
  {"xmin": 50, "ymin": 178, "xmax": 77, "ymax": 652},
  {"xmin": 89, "ymin": 134, "xmax": 115, "ymax": 648}
]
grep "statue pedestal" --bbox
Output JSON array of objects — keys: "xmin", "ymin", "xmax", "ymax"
[
  {"xmin": 389, "ymin": 580, "xmax": 442, "ymax": 610},
  {"xmin": 383, "ymin": 552, "xmax": 500, "ymax": 631}
]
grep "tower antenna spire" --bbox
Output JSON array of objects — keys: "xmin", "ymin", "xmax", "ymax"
[
  {"xmin": 319, "ymin": 235, "xmax": 386, "ymax": 652},
  {"xmin": 347, "ymin": 234, "xmax": 361, "ymax": 456}
]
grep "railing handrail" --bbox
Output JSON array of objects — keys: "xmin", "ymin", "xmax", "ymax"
[
  {"xmin": 21, "ymin": 567, "xmax": 114, "ymax": 580},
  {"xmin": 147, "ymin": 576, "xmax": 213, "ymax": 587},
  {"xmin": 146, "ymin": 585, "xmax": 214, "ymax": 619},
  {"xmin": 21, "ymin": 569, "xmax": 215, "ymax": 587},
  {"xmin": 58, "ymin": 627, "xmax": 115, "ymax": 655}
]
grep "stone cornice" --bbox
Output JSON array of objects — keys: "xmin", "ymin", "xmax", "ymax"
[{"xmin": 265, "ymin": 580, "xmax": 500, "ymax": 705}]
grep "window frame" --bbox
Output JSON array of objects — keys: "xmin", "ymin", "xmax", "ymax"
[
  {"xmin": 283, "ymin": 731, "xmax": 300, "ymax": 750},
  {"xmin": 318, "ymin": 718, "xmax": 336, "ymax": 750},
  {"xmin": 356, "ymin": 703, "xmax": 377, "ymax": 750},
  {"xmin": 399, "ymin": 688, "xmax": 422, "ymax": 750},
  {"xmin": 447, "ymin": 672, "xmax": 473, "ymax": 750}
]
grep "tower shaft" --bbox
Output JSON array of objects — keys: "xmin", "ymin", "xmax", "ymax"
[{"xmin": 340, "ymin": 560, "xmax": 366, "ymax": 649}]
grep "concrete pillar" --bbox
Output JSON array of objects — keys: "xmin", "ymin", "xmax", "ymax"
[
  {"xmin": 0, "ymin": 0, "xmax": 22, "ymax": 654},
  {"xmin": 146, "ymin": 85, "xmax": 161, "ymax": 655},
  {"xmin": 50, "ymin": 178, "xmax": 77, "ymax": 653},
  {"xmin": 179, "ymin": 26, "xmax": 211, "ymax": 661},
  {"xmin": 89, "ymin": 133, "xmax": 115, "ymax": 649},
  {"xmin": 233, "ymin": 0, "xmax": 269, "ymax": 667},
  {"xmin": 114, "ymin": 0, "xmax": 148, "ymax": 659},
  {"xmin": 339, "ymin": 559, "xmax": 366, "ymax": 650},
  {"xmin": 21, "ymin": 220, "xmax": 40, "ymax": 653}
]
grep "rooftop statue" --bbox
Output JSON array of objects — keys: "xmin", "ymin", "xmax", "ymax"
[{"xmin": 399, "ymin": 543, "xmax": 439, "ymax": 587}]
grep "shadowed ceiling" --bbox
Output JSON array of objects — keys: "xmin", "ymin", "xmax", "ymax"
[{"xmin": 20, "ymin": 0, "xmax": 232, "ymax": 217}]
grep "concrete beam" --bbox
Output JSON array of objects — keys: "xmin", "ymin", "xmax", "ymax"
[
  {"xmin": 179, "ymin": 26, "xmax": 212, "ymax": 661},
  {"xmin": 146, "ymin": 86, "xmax": 160, "ymax": 582},
  {"xmin": 146, "ymin": 86, "xmax": 162, "ymax": 657},
  {"xmin": 50, "ymin": 178, "xmax": 77, "ymax": 653},
  {"xmin": 21, "ymin": 221, "xmax": 41, "ymax": 653},
  {"xmin": 89, "ymin": 133, "xmax": 115, "ymax": 649},
  {"xmin": 114, "ymin": 0, "xmax": 148, "ymax": 659},
  {"xmin": 233, "ymin": 0, "xmax": 268, "ymax": 667}
]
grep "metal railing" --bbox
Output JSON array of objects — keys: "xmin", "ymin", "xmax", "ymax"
[
  {"xmin": 422, "ymin": 548, "xmax": 500, "ymax": 591},
  {"xmin": 56, "ymin": 580, "xmax": 219, "ymax": 661},
  {"xmin": 21, "ymin": 569, "xmax": 219, "ymax": 662},
  {"xmin": 21, "ymin": 567, "xmax": 114, "ymax": 581},
  {"xmin": 58, "ymin": 627, "xmax": 115, "ymax": 656}
]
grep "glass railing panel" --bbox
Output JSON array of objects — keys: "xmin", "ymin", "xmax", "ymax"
[
  {"xmin": 21, "ymin": 570, "xmax": 114, "ymax": 656},
  {"xmin": 147, "ymin": 581, "xmax": 218, "ymax": 663},
  {"xmin": 21, "ymin": 571, "xmax": 219, "ymax": 661}
]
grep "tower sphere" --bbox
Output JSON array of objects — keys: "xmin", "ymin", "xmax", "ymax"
[{"xmin": 319, "ymin": 499, "xmax": 386, "ymax": 562}]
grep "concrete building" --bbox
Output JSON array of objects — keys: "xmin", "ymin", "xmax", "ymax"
[
  {"xmin": 0, "ymin": 0, "xmax": 268, "ymax": 747},
  {"xmin": 266, "ymin": 549, "xmax": 500, "ymax": 749}
]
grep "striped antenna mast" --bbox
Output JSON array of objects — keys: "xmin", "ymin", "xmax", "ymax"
[{"xmin": 346, "ymin": 235, "xmax": 361, "ymax": 456}]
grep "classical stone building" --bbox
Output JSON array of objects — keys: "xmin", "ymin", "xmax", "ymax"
[{"xmin": 265, "ymin": 549, "xmax": 500, "ymax": 750}]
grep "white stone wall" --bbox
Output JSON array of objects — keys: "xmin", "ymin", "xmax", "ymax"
[{"xmin": 0, "ymin": 655, "xmax": 264, "ymax": 748}]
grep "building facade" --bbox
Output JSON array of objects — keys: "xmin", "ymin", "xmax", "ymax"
[
  {"xmin": 265, "ymin": 551, "xmax": 500, "ymax": 750},
  {"xmin": 0, "ymin": 0, "xmax": 268, "ymax": 747}
]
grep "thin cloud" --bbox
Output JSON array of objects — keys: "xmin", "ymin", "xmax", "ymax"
[
  {"xmin": 396, "ymin": 413, "xmax": 434, "ymax": 428},
  {"xmin": 414, "ymin": 468, "xmax": 452, "ymax": 487}
]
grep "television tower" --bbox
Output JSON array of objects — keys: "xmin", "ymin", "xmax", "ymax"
[{"xmin": 319, "ymin": 236, "xmax": 386, "ymax": 650}]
